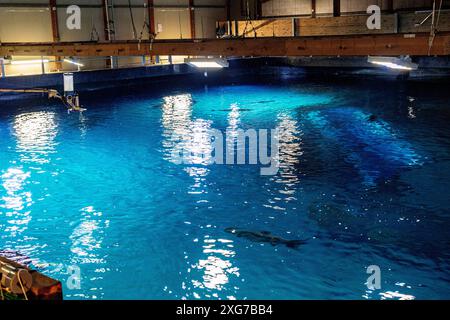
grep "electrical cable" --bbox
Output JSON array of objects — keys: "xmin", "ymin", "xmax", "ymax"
[
  {"xmin": 242, "ymin": 0, "xmax": 257, "ymax": 38},
  {"xmin": 436, "ymin": 0, "xmax": 443, "ymax": 29},
  {"xmin": 128, "ymin": 0, "xmax": 138, "ymax": 40},
  {"xmin": 137, "ymin": 4, "xmax": 147, "ymax": 50},
  {"xmin": 427, "ymin": 0, "xmax": 443, "ymax": 55},
  {"xmin": 90, "ymin": 14, "xmax": 100, "ymax": 42}
]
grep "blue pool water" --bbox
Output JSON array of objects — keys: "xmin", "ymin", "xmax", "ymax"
[{"xmin": 1, "ymin": 70, "xmax": 449, "ymax": 300}]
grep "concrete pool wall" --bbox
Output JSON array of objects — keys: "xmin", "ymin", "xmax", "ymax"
[{"xmin": 1, "ymin": 56, "xmax": 450, "ymax": 95}]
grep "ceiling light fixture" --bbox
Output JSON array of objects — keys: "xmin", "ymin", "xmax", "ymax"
[
  {"xmin": 63, "ymin": 59, "xmax": 84, "ymax": 67},
  {"xmin": 10, "ymin": 59, "xmax": 49, "ymax": 65},
  {"xmin": 368, "ymin": 56, "xmax": 418, "ymax": 71},
  {"xmin": 185, "ymin": 58, "xmax": 229, "ymax": 69}
]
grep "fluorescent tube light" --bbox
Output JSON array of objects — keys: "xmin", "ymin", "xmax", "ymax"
[
  {"xmin": 11, "ymin": 59, "xmax": 49, "ymax": 65},
  {"xmin": 64, "ymin": 59, "xmax": 84, "ymax": 67},
  {"xmin": 368, "ymin": 56, "xmax": 418, "ymax": 71},
  {"xmin": 185, "ymin": 58, "xmax": 229, "ymax": 69}
]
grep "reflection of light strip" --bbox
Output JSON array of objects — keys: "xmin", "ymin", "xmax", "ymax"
[
  {"xmin": 185, "ymin": 58, "xmax": 229, "ymax": 69},
  {"xmin": 368, "ymin": 56, "xmax": 418, "ymax": 71},
  {"xmin": 64, "ymin": 59, "xmax": 84, "ymax": 67},
  {"xmin": 11, "ymin": 59, "xmax": 49, "ymax": 65}
]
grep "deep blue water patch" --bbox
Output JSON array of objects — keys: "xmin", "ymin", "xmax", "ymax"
[{"xmin": 0, "ymin": 73, "xmax": 449, "ymax": 300}]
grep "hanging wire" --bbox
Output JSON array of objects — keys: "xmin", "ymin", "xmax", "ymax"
[
  {"xmin": 128, "ymin": 0, "xmax": 138, "ymax": 40},
  {"xmin": 138, "ymin": 3, "xmax": 149, "ymax": 41},
  {"xmin": 242, "ymin": 0, "xmax": 257, "ymax": 38},
  {"xmin": 436, "ymin": 0, "xmax": 443, "ymax": 29},
  {"xmin": 137, "ymin": 3, "xmax": 147, "ymax": 50},
  {"xmin": 179, "ymin": 11, "xmax": 183, "ymax": 39},
  {"xmin": 428, "ymin": 0, "xmax": 443, "ymax": 55},
  {"xmin": 201, "ymin": 16, "xmax": 204, "ymax": 39},
  {"xmin": 90, "ymin": 13, "xmax": 100, "ymax": 41}
]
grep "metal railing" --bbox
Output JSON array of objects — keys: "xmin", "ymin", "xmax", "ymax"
[{"xmin": 0, "ymin": 55, "xmax": 186, "ymax": 78}]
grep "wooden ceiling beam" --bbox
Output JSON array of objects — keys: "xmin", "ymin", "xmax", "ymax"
[{"xmin": 1, "ymin": 33, "xmax": 449, "ymax": 57}]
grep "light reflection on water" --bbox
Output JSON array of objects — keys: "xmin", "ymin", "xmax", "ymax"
[
  {"xmin": 266, "ymin": 114, "xmax": 303, "ymax": 211},
  {"xmin": 13, "ymin": 111, "xmax": 58, "ymax": 164},
  {"xmin": 190, "ymin": 236, "xmax": 239, "ymax": 299},
  {"xmin": 67, "ymin": 206, "xmax": 109, "ymax": 299},
  {"xmin": 0, "ymin": 78, "xmax": 449, "ymax": 300},
  {"xmin": 0, "ymin": 111, "xmax": 58, "ymax": 241}
]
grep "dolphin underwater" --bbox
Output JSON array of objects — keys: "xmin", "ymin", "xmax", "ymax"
[{"xmin": 225, "ymin": 228, "xmax": 307, "ymax": 249}]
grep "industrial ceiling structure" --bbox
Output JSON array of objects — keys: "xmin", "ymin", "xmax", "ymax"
[{"xmin": 0, "ymin": 0, "xmax": 449, "ymax": 74}]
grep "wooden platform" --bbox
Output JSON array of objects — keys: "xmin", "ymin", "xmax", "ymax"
[{"xmin": 0, "ymin": 256, "xmax": 62, "ymax": 300}]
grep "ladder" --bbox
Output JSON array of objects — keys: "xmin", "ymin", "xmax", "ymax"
[
  {"xmin": 103, "ymin": 0, "xmax": 118, "ymax": 68},
  {"xmin": 104, "ymin": 0, "xmax": 116, "ymax": 41}
]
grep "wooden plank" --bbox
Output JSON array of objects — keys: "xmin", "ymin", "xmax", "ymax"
[
  {"xmin": 297, "ymin": 15, "xmax": 398, "ymax": 36},
  {"xmin": 0, "ymin": 256, "xmax": 62, "ymax": 301},
  {"xmin": 1, "ymin": 33, "xmax": 449, "ymax": 57},
  {"xmin": 237, "ymin": 19, "xmax": 294, "ymax": 37}
]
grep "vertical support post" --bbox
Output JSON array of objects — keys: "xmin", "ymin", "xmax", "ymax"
[
  {"xmin": 387, "ymin": 0, "xmax": 394, "ymax": 13},
  {"xmin": 147, "ymin": 0, "xmax": 156, "ymax": 64},
  {"xmin": 102, "ymin": 0, "xmax": 111, "ymax": 41},
  {"xmin": 311, "ymin": 0, "xmax": 316, "ymax": 18},
  {"xmin": 102, "ymin": 0, "xmax": 113, "ymax": 68},
  {"xmin": 41, "ymin": 57, "xmax": 46, "ymax": 75},
  {"xmin": 169, "ymin": 55, "xmax": 173, "ymax": 65},
  {"xmin": 226, "ymin": 0, "xmax": 231, "ymax": 22},
  {"xmin": 0, "ymin": 59, "xmax": 6, "ymax": 78},
  {"xmin": 49, "ymin": 0, "xmax": 59, "ymax": 42},
  {"xmin": 226, "ymin": 0, "xmax": 232, "ymax": 35},
  {"xmin": 292, "ymin": 18, "xmax": 297, "ymax": 37},
  {"xmin": 256, "ymin": 0, "xmax": 262, "ymax": 19},
  {"xmin": 189, "ymin": 0, "xmax": 196, "ymax": 39},
  {"xmin": 333, "ymin": 0, "xmax": 340, "ymax": 17},
  {"xmin": 49, "ymin": 0, "xmax": 61, "ymax": 72},
  {"xmin": 147, "ymin": 0, "xmax": 156, "ymax": 36}
]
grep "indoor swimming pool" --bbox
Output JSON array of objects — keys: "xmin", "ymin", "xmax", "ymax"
[{"xmin": 0, "ymin": 71, "xmax": 449, "ymax": 300}]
